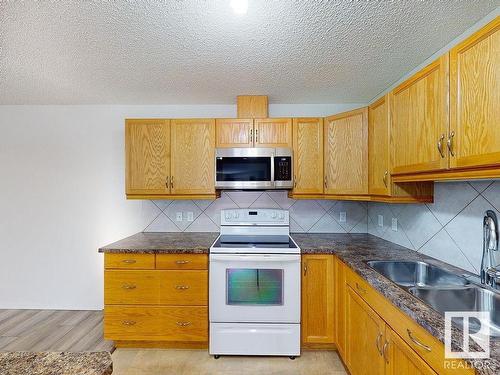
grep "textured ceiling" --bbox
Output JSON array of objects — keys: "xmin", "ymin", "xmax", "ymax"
[{"xmin": 0, "ymin": 0, "xmax": 498, "ymax": 104}]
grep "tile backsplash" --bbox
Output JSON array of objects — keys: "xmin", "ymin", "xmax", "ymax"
[
  {"xmin": 142, "ymin": 191, "xmax": 368, "ymax": 235},
  {"xmin": 141, "ymin": 181, "xmax": 500, "ymax": 275},
  {"xmin": 368, "ymin": 180, "xmax": 500, "ymax": 274}
]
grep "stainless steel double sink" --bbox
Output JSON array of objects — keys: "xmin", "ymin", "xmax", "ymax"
[{"xmin": 366, "ymin": 260, "xmax": 500, "ymax": 337}]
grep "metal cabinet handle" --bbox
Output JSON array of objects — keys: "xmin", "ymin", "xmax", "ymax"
[
  {"xmin": 176, "ymin": 321, "xmax": 191, "ymax": 327},
  {"xmin": 175, "ymin": 285, "xmax": 190, "ymax": 290},
  {"xmin": 324, "ymin": 176, "xmax": 328, "ymax": 189},
  {"xmin": 355, "ymin": 282, "xmax": 367, "ymax": 294},
  {"xmin": 170, "ymin": 176, "xmax": 174, "ymax": 188},
  {"xmin": 447, "ymin": 131, "xmax": 455, "ymax": 156},
  {"xmin": 122, "ymin": 259, "xmax": 136, "ymax": 264},
  {"xmin": 383, "ymin": 341, "xmax": 389, "ymax": 363},
  {"xmin": 437, "ymin": 134, "xmax": 445, "ymax": 158},
  {"xmin": 250, "ymin": 128, "xmax": 253, "ymax": 143},
  {"xmin": 122, "ymin": 320, "xmax": 136, "ymax": 326},
  {"xmin": 255, "ymin": 129, "xmax": 259, "ymax": 143},
  {"xmin": 383, "ymin": 171, "xmax": 388, "ymax": 187},
  {"xmin": 175, "ymin": 260, "xmax": 190, "ymax": 265},
  {"xmin": 294, "ymin": 175, "xmax": 297, "ymax": 188},
  {"xmin": 376, "ymin": 332, "xmax": 383, "ymax": 356},
  {"xmin": 407, "ymin": 329, "xmax": 432, "ymax": 352},
  {"xmin": 303, "ymin": 263, "xmax": 307, "ymax": 276},
  {"xmin": 166, "ymin": 176, "xmax": 169, "ymax": 189},
  {"xmin": 121, "ymin": 284, "xmax": 137, "ymax": 290}
]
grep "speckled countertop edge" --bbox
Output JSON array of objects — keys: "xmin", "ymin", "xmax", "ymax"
[{"xmin": 0, "ymin": 351, "xmax": 112, "ymax": 375}]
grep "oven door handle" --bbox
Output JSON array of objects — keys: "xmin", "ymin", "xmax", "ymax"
[{"xmin": 210, "ymin": 255, "xmax": 300, "ymax": 263}]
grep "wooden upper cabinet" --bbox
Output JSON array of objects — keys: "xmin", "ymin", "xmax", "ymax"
[
  {"xmin": 254, "ymin": 118, "xmax": 293, "ymax": 148},
  {"xmin": 345, "ymin": 286, "xmax": 385, "ymax": 375},
  {"xmin": 390, "ymin": 54, "xmax": 449, "ymax": 175},
  {"xmin": 324, "ymin": 108, "xmax": 368, "ymax": 195},
  {"xmin": 292, "ymin": 118, "xmax": 324, "ymax": 194},
  {"xmin": 301, "ymin": 255, "xmax": 335, "ymax": 346},
  {"xmin": 237, "ymin": 95, "xmax": 268, "ymax": 118},
  {"xmin": 449, "ymin": 18, "xmax": 500, "ymax": 170},
  {"xmin": 369, "ymin": 96, "xmax": 390, "ymax": 196},
  {"xmin": 170, "ymin": 119, "xmax": 215, "ymax": 195},
  {"xmin": 125, "ymin": 119, "xmax": 170, "ymax": 195},
  {"xmin": 215, "ymin": 119, "xmax": 254, "ymax": 148},
  {"xmin": 385, "ymin": 327, "xmax": 438, "ymax": 375}
]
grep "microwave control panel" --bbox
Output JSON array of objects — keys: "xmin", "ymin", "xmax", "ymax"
[{"xmin": 274, "ymin": 156, "xmax": 292, "ymax": 181}]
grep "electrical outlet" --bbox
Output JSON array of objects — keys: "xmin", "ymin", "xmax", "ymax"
[
  {"xmin": 187, "ymin": 212, "xmax": 194, "ymax": 222},
  {"xmin": 176, "ymin": 212, "xmax": 183, "ymax": 222},
  {"xmin": 339, "ymin": 212, "xmax": 347, "ymax": 223},
  {"xmin": 378, "ymin": 215, "xmax": 383, "ymax": 227},
  {"xmin": 392, "ymin": 218, "xmax": 398, "ymax": 231}
]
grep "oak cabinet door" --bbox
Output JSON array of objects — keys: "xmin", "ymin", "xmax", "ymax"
[
  {"xmin": 170, "ymin": 119, "xmax": 215, "ymax": 195},
  {"xmin": 301, "ymin": 255, "xmax": 335, "ymax": 346},
  {"xmin": 369, "ymin": 96, "xmax": 391, "ymax": 196},
  {"xmin": 215, "ymin": 119, "xmax": 254, "ymax": 148},
  {"xmin": 125, "ymin": 119, "xmax": 170, "ymax": 195},
  {"xmin": 345, "ymin": 286, "xmax": 385, "ymax": 375},
  {"xmin": 449, "ymin": 19, "xmax": 500, "ymax": 169},
  {"xmin": 292, "ymin": 118, "xmax": 324, "ymax": 194},
  {"xmin": 324, "ymin": 108, "xmax": 368, "ymax": 195},
  {"xmin": 385, "ymin": 327, "xmax": 437, "ymax": 375},
  {"xmin": 254, "ymin": 118, "xmax": 293, "ymax": 148},
  {"xmin": 390, "ymin": 55, "xmax": 449, "ymax": 175}
]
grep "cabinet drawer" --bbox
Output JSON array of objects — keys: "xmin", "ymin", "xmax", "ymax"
[
  {"xmin": 156, "ymin": 254, "xmax": 208, "ymax": 270},
  {"xmin": 104, "ymin": 270, "xmax": 160, "ymax": 305},
  {"xmin": 104, "ymin": 254, "xmax": 155, "ymax": 269},
  {"xmin": 160, "ymin": 270, "xmax": 208, "ymax": 305},
  {"xmin": 104, "ymin": 306, "xmax": 208, "ymax": 342}
]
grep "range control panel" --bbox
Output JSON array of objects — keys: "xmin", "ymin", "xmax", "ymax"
[{"xmin": 220, "ymin": 208, "xmax": 289, "ymax": 226}]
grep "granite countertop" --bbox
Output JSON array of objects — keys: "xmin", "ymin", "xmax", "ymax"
[
  {"xmin": 0, "ymin": 351, "xmax": 112, "ymax": 375},
  {"xmin": 293, "ymin": 233, "xmax": 499, "ymax": 375},
  {"xmin": 98, "ymin": 232, "xmax": 219, "ymax": 254}
]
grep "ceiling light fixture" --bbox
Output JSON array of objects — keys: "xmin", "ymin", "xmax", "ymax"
[{"xmin": 230, "ymin": 0, "xmax": 248, "ymax": 15}]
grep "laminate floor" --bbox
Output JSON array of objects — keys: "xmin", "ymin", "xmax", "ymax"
[
  {"xmin": 112, "ymin": 349, "xmax": 348, "ymax": 375},
  {"xmin": 0, "ymin": 309, "xmax": 113, "ymax": 352}
]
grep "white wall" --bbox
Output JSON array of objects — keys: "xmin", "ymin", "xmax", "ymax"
[{"xmin": 0, "ymin": 103, "xmax": 362, "ymax": 310}]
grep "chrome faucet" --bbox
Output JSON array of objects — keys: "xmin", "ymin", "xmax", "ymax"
[{"xmin": 481, "ymin": 210, "xmax": 499, "ymax": 289}]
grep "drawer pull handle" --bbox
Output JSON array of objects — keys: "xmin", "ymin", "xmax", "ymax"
[
  {"xmin": 176, "ymin": 321, "xmax": 191, "ymax": 327},
  {"xmin": 122, "ymin": 320, "xmax": 136, "ymax": 326},
  {"xmin": 122, "ymin": 259, "xmax": 137, "ymax": 264},
  {"xmin": 355, "ymin": 282, "xmax": 367, "ymax": 294},
  {"xmin": 122, "ymin": 284, "xmax": 137, "ymax": 290},
  {"xmin": 175, "ymin": 260, "xmax": 190, "ymax": 265},
  {"xmin": 175, "ymin": 285, "xmax": 190, "ymax": 290},
  {"xmin": 407, "ymin": 329, "xmax": 431, "ymax": 352},
  {"xmin": 383, "ymin": 340, "xmax": 389, "ymax": 363},
  {"xmin": 376, "ymin": 332, "xmax": 383, "ymax": 356},
  {"xmin": 437, "ymin": 134, "xmax": 445, "ymax": 158}
]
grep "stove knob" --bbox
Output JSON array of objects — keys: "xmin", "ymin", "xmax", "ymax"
[
  {"xmin": 271, "ymin": 211, "xmax": 277, "ymax": 219},
  {"xmin": 234, "ymin": 211, "xmax": 239, "ymax": 219},
  {"xmin": 279, "ymin": 212, "xmax": 285, "ymax": 220},
  {"xmin": 225, "ymin": 212, "xmax": 231, "ymax": 220}
]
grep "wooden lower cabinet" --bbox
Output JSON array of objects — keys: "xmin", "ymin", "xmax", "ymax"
[
  {"xmin": 345, "ymin": 286, "xmax": 386, "ymax": 375},
  {"xmin": 301, "ymin": 254, "xmax": 335, "ymax": 348},
  {"xmin": 103, "ymin": 253, "xmax": 208, "ymax": 347},
  {"xmin": 334, "ymin": 257, "xmax": 347, "ymax": 357},
  {"xmin": 385, "ymin": 327, "xmax": 437, "ymax": 375}
]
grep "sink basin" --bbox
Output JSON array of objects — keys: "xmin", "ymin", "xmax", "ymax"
[
  {"xmin": 409, "ymin": 286, "xmax": 500, "ymax": 337},
  {"xmin": 366, "ymin": 260, "xmax": 470, "ymax": 288}
]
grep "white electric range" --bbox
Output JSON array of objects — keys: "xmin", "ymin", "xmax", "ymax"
[{"xmin": 209, "ymin": 208, "xmax": 301, "ymax": 358}]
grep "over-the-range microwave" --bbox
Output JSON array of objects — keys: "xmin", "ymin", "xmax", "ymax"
[{"xmin": 215, "ymin": 148, "xmax": 293, "ymax": 190}]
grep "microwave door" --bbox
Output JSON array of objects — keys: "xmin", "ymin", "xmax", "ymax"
[{"xmin": 216, "ymin": 156, "xmax": 273, "ymax": 189}]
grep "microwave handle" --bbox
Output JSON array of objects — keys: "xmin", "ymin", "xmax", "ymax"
[
  {"xmin": 210, "ymin": 255, "xmax": 300, "ymax": 263},
  {"xmin": 270, "ymin": 152, "xmax": 275, "ymax": 186}
]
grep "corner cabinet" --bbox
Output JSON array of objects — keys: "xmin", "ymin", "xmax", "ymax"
[
  {"xmin": 292, "ymin": 118, "xmax": 324, "ymax": 195},
  {"xmin": 324, "ymin": 108, "xmax": 368, "ymax": 196},
  {"xmin": 125, "ymin": 118, "xmax": 216, "ymax": 199},
  {"xmin": 301, "ymin": 254, "xmax": 335, "ymax": 348}
]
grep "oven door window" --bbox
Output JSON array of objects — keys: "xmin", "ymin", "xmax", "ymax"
[
  {"xmin": 226, "ymin": 268, "xmax": 283, "ymax": 305},
  {"xmin": 216, "ymin": 157, "xmax": 271, "ymax": 182}
]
